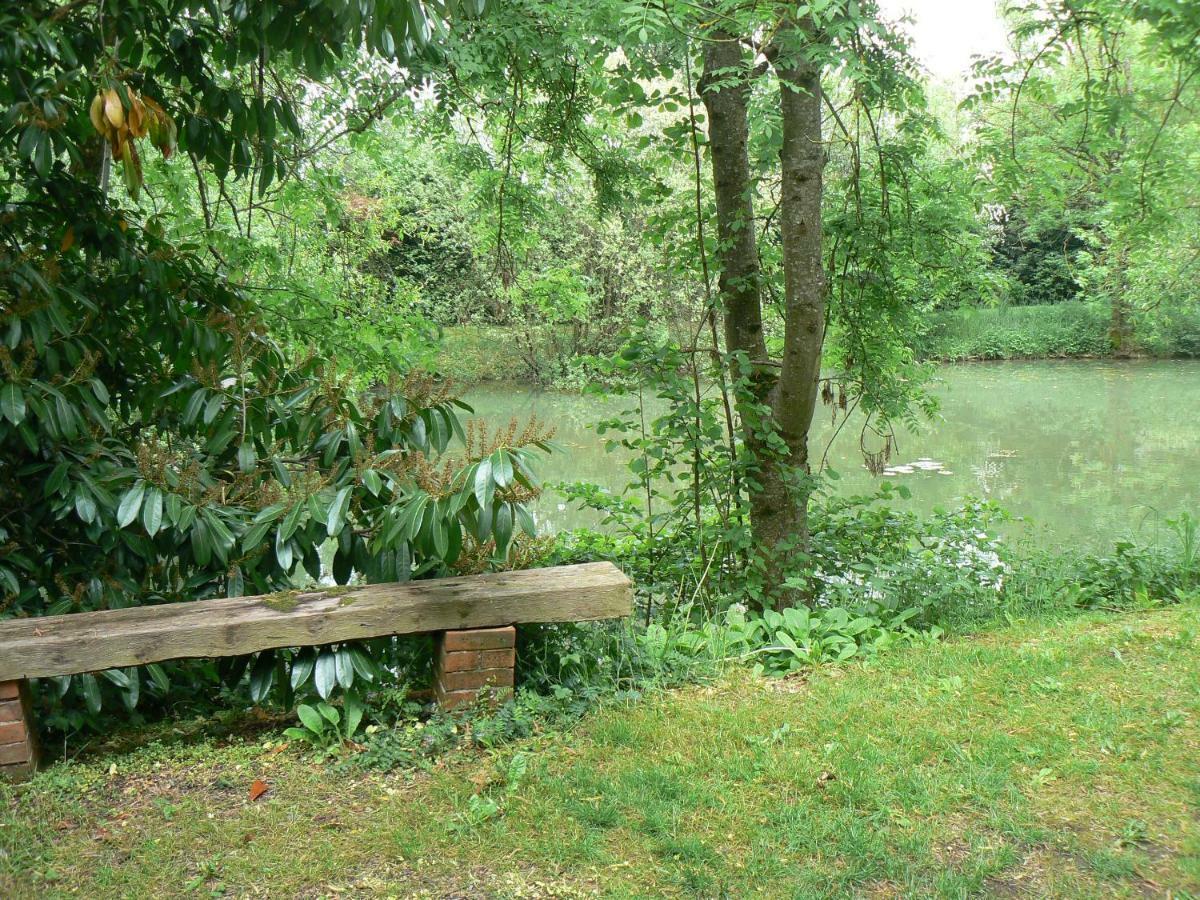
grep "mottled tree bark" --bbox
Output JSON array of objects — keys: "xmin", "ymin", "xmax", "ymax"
[
  {"xmin": 700, "ymin": 19, "xmax": 827, "ymax": 608},
  {"xmin": 768, "ymin": 18, "xmax": 827, "ymax": 568},
  {"xmin": 699, "ymin": 33, "xmax": 768, "ymax": 378}
]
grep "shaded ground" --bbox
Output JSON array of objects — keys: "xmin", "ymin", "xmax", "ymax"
[{"xmin": 3, "ymin": 605, "xmax": 1199, "ymax": 898}]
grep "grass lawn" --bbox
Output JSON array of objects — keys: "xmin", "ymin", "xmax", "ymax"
[{"xmin": 3, "ymin": 605, "xmax": 1199, "ymax": 898}]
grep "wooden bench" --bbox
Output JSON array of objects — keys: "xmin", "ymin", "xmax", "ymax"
[{"xmin": 0, "ymin": 561, "xmax": 631, "ymax": 781}]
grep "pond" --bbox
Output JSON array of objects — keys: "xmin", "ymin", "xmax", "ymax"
[{"xmin": 466, "ymin": 360, "xmax": 1200, "ymax": 548}]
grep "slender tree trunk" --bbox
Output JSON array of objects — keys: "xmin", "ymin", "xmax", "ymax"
[
  {"xmin": 769, "ymin": 18, "xmax": 827, "ymax": 567},
  {"xmin": 699, "ymin": 33, "xmax": 782, "ymax": 587},
  {"xmin": 1109, "ymin": 241, "xmax": 1132, "ymax": 356},
  {"xmin": 700, "ymin": 21, "xmax": 828, "ymax": 608},
  {"xmin": 699, "ymin": 34, "xmax": 768, "ymax": 376}
]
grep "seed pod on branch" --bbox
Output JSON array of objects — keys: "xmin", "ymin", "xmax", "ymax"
[
  {"xmin": 103, "ymin": 89, "xmax": 124, "ymax": 130},
  {"xmin": 87, "ymin": 84, "xmax": 177, "ymax": 195},
  {"xmin": 89, "ymin": 93, "xmax": 106, "ymax": 134}
]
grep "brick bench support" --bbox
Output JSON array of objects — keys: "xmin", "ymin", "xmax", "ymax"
[
  {"xmin": 434, "ymin": 626, "xmax": 516, "ymax": 709},
  {"xmin": 0, "ymin": 680, "xmax": 37, "ymax": 781}
]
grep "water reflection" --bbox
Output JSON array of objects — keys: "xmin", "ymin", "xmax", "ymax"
[{"xmin": 465, "ymin": 360, "xmax": 1200, "ymax": 548}]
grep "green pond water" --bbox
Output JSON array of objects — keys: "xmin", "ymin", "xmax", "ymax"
[{"xmin": 466, "ymin": 360, "xmax": 1200, "ymax": 548}]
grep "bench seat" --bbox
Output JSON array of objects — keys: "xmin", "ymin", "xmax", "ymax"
[{"xmin": 0, "ymin": 561, "xmax": 631, "ymax": 780}]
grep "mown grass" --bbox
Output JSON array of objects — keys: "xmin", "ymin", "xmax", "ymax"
[{"xmin": 3, "ymin": 604, "xmax": 1199, "ymax": 898}]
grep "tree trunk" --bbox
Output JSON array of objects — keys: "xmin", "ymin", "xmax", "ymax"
[
  {"xmin": 700, "ymin": 21, "xmax": 828, "ymax": 608},
  {"xmin": 1109, "ymin": 242, "xmax": 1132, "ymax": 357},
  {"xmin": 699, "ymin": 33, "xmax": 781, "ymax": 586},
  {"xmin": 768, "ymin": 18, "xmax": 827, "ymax": 572},
  {"xmin": 699, "ymin": 34, "xmax": 768, "ymax": 379}
]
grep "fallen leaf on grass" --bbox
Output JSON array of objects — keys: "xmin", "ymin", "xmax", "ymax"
[{"xmin": 249, "ymin": 779, "xmax": 269, "ymax": 801}]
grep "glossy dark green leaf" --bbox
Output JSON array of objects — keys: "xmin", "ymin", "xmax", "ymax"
[
  {"xmin": 314, "ymin": 650, "xmax": 337, "ymax": 699},
  {"xmin": 290, "ymin": 651, "xmax": 316, "ymax": 691},
  {"xmin": 326, "ymin": 485, "xmax": 352, "ymax": 537},
  {"xmin": 80, "ymin": 673, "xmax": 102, "ymax": 714},
  {"xmin": 334, "ymin": 648, "xmax": 354, "ymax": 690},
  {"xmin": 0, "ymin": 383, "xmax": 25, "ymax": 425},
  {"xmin": 116, "ymin": 481, "xmax": 146, "ymax": 529},
  {"xmin": 142, "ymin": 488, "xmax": 164, "ymax": 537},
  {"xmin": 249, "ymin": 651, "xmax": 276, "ymax": 703}
]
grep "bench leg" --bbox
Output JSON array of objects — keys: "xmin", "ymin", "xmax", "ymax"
[
  {"xmin": 434, "ymin": 626, "xmax": 516, "ymax": 710},
  {"xmin": 0, "ymin": 680, "xmax": 38, "ymax": 781}
]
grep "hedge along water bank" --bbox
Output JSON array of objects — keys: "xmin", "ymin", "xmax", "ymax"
[
  {"xmin": 917, "ymin": 302, "xmax": 1112, "ymax": 360},
  {"xmin": 916, "ymin": 302, "xmax": 1200, "ymax": 361}
]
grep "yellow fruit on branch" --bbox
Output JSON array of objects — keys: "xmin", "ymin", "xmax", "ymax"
[
  {"xmin": 128, "ymin": 96, "xmax": 147, "ymax": 139},
  {"xmin": 102, "ymin": 89, "xmax": 124, "ymax": 130},
  {"xmin": 89, "ymin": 94, "xmax": 106, "ymax": 134},
  {"xmin": 88, "ymin": 83, "xmax": 178, "ymax": 194}
]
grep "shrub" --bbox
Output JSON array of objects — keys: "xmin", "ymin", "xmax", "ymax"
[{"xmin": 917, "ymin": 302, "xmax": 1111, "ymax": 360}]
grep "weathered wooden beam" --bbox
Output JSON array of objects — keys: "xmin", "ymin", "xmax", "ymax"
[{"xmin": 0, "ymin": 562, "xmax": 631, "ymax": 682}]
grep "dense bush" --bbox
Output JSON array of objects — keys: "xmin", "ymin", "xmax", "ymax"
[
  {"xmin": 918, "ymin": 302, "xmax": 1200, "ymax": 361},
  {"xmin": 1138, "ymin": 306, "xmax": 1200, "ymax": 358},
  {"xmin": 917, "ymin": 302, "xmax": 1112, "ymax": 360},
  {"xmin": 0, "ymin": 43, "xmax": 549, "ymax": 743}
]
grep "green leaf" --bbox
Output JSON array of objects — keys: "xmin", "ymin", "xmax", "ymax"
[
  {"xmin": 492, "ymin": 450, "xmax": 513, "ymax": 488},
  {"xmin": 343, "ymin": 691, "xmax": 365, "ymax": 737},
  {"xmin": 249, "ymin": 651, "xmax": 276, "ymax": 703},
  {"xmin": 203, "ymin": 393, "xmax": 223, "ymax": 424},
  {"xmin": 0, "ymin": 383, "xmax": 25, "ymax": 425},
  {"xmin": 241, "ymin": 520, "xmax": 272, "ymax": 552},
  {"xmin": 74, "ymin": 491, "xmax": 97, "ymax": 524},
  {"xmin": 117, "ymin": 481, "xmax": 146, "ymax": 529},
  {"xmin": 121, "ymin": 668, "xmax": 140, "ymax": 710},
  {"xmin": 317, "ymin": 701, "xmax": 340, "ymax": 726},
  {"xmin": 493, "ymin": 503, "xmax": 514, "ymax": 557},
  {"xmin": 290, "ymin": 652, "xmax": 316, "ymax": 690},
  {"xmin": 296, "ymin": 703, "xmax": 325, "ymax": 735},
  {"xmin": 347, "ymin": 645, "xmax": 378, "ymax": 683},
  {"xmin": 100, "ymin": 668, "xmax": 130, "ymax": 689},
  {"xmin": 237, "ymin": 442, "xmax": 257, "ymax": 473},
  {"xmin": 474, "ymin": 458, "xmax": 493, "ymax": 509},
  {"xmin": 80, "ymin": 673, "xmax": 101, "ymax": 714},
  {"xmin": 32, "ymin": 130, "xmax": 52, "ymax": 178},
  {"xmin": 314, "ymin": 650, "xmax": 337, "ymax": 699},
  {"xmin": 182, "ymin": 389, "xmax": 207, "ymax": 424},
  {"xmin": 146, "ymin": 663, "xmax": 170, "ymax": 694},
  {"xmin": 280, "ymin": 502, "xmax": 303, "ymax": 542},
  {"xmin": 275, "ymin": 531, "xmax": 293, "ymax": 571},
  {"xmin": 191, "ymin": 519, "xmax": 212, "ymax": 566},
  {"xmin": 252, "ymin": 503, "xmax": 286, "ymax": 525},
  {"xmin": 142, "ymin": 488, "xmax": 164, "ymax": 536},
  {"xmin": 334, "ymin": 648, "xmax": 355, "ymax": 691},
  {"xmin": 362, "ymin": 469, "xmax": 382, "ymax": 496},
  {"xmin": 202, "ymin": 510, "xmax": 235, "ymax": 562},
  {"xmin": 516, "ymin": 505, "xmax": 537, "ymax": 537},
  {"xmin": 44, "ymin": 461, "xmax": 70, "ymax": 497},
  {"xmin": 326, "ymin": 485, "xmax": 352, "ymax": 537}
]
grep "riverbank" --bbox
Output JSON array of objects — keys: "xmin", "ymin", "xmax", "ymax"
[
  {"xmin": 914, "ymin": 302, "xmax": 1200, "ymax": 362},
  {"xmin": 4, "ymin": 604, "xmax": 1198, "ymax": 896},
  {"xmin": 438, "ymin": 304, "xmax": 1200, "ymax": 384}
]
